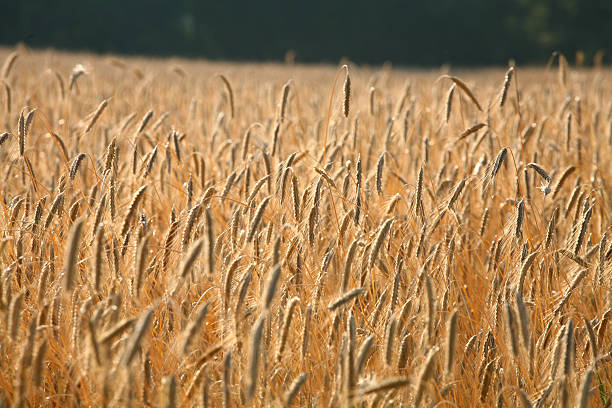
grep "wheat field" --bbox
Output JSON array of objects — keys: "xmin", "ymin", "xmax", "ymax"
[{"xmin": 0, "ymin": 46, "xmax": 611, "ymax": 407}]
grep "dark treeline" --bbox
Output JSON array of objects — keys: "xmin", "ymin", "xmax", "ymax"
[{"xmin": 0, "ymin": 0, "xmax": 610, "ymax": 66}]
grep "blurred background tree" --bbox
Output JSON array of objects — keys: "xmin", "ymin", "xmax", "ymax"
[{"xmin": 0, "ymin": 0, "xmax": 609, "ymax": 65}]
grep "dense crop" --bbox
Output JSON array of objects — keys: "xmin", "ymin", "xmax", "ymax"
[{"xmin": 0, "ymin": 47, "xmax": 610, "ymax": 407}]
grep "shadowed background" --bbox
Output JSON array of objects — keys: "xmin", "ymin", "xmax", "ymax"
[{"xmin": 0, "ymin": 0, "xmax": 610, "ymax": 66}]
